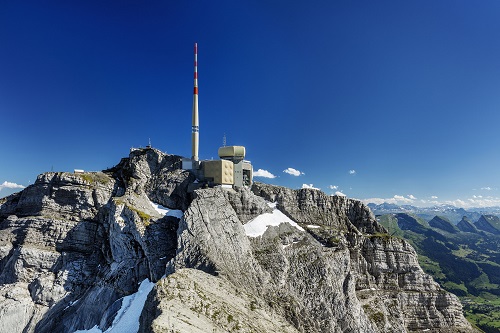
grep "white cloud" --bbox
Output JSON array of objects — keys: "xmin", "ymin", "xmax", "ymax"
[
  {"xmin": 253, "ymin": 169, "xmax": 276, "ymax": 179},
  {"xmin": 364, "ymin": 197, "xmax": 385, "ymax": 205},
  {"xmin": 481, "ymin": 187, "xmax": 493, "ymax": 191},
  {"xmin": 329, "ymin": 185, "xmax": 338, "ymax": 190},
  {"xmin": 349, "ymin": 170, "xmax": 356, "ymax": 175},
  {"xmin": 443, "ymin": 199, "xmax": 468, "ymax": 207},
  {"xmin": 393, "ymin": 195, "xmax": 414, "ymax": 203},
  {"xmin": 335, "ymin": 191, "xmax": 346, "ymax": 197},
  {"xmin": 0, "ymin": 181, "xmax": 25, "ymax": 191},
  {"xmin": 363, "ymin": 194, "xmax": 416, "ymax": 205},
  {"xmin": 302, "ymin": 184, "xmax": 320, "ymax": 190},
  {"xmin": 365, "ymin": 192, "xmax": 500, "ymax": 209},
  {"xmin": 283, "ymin": 168, "xmax": 304, "ymax": 176},
  {"xmin": 459, "ymin": 196, "xmax": 500, "ymax": 208}
]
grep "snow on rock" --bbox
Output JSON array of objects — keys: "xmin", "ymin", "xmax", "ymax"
[
  {"xmin": 282, "ymin": 240, "xmax": 300, "ymax": 249},
  {"xmin": 306, "ymin": 225, "xmax": 320, "ymax": 229},
  {"xmin": 73, "ymin": 279, "xmax": 155, "ymax": 333},
  {"xmin": 267, "ymin": 202, "xmax": 277, "ymax": 209},
  {"xmin": 244, "ymin": 202, "xmax": 304, "ymax": 237},
  {"xmin": 74, "ymin": 326, "xmax": 102, "ymax": 333},
  {"xmin": 148, "ymin": 198, "xmax": 184, "ymax": 219}
]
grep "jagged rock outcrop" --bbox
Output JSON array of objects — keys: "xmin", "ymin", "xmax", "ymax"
[
  {"xmin": 0, "ymin": 149, "xmax": 184, "ymax": 333},
  {"xmin": 251, "ymin": 183, "xmax": 384, "ymax": 234},
  {"xmin": 429, "ymin": 216, "xmax": 459, "ymax": 233},
  {"xmin": 223, "ymin": 186, "xmax": 272, "ymax": 223},
  {"xmin": 474, "ymin": 215, "xmax": 500, "ymax": 235},
  {"xmin": 165, "ymin": 187, "xmax": 267, "ymax": 292},
  {"xmin": 139, "ymin": 268, "xmax": 300, "ymax": 333},
  {"xmin": 110, "ymin": 148, "xmax": 193, "ymax": 210},
  {"xmin": 0, "ymin": 148, "xmax": 479, "ymax": 333},
  {"xmin": 354, "ymin": 236, "xmax": 471, "ymax": 332},
  {"xmin": 457, "ymin": 216, "xmax": 478, "ymax": 233}
]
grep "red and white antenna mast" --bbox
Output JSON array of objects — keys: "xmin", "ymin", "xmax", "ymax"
[{"xmin": 192, "ymin": 42, "xmax": 199, "ymax": 161}]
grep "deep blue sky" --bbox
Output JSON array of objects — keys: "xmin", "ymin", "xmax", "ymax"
[{"xmin": 1, "ymin": 0, "xmax": 500, "ymax": 208}]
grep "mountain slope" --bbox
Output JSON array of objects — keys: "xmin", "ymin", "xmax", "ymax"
[
  {"xmin": 457, "ymin": 216, "xmax": 478, "ymax": 233},
  {"xmin": 475, "ymin": 215, "xmax": 500, "ymax": 235},
  {"xmin": 429, "ymin": 216, "xmax": 459, "ymax": 233},
  {"xmin": 0, "ymin": 148, "xmax": 478, "ymax": 333}
]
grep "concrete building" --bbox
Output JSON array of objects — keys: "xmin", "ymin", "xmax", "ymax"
[
  {"xmin": 202, "ymin": 159, "xmax": 234, "ymax": 185},
  {"xmin": 203, "ymin": 146, "xmax": 253, "ymax": 187}
]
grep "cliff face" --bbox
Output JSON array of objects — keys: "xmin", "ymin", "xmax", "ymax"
[{"xmin": 0, "ymin": 148, "xmax": 478, "ymax": 333}]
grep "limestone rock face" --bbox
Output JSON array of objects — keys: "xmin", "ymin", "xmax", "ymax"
[
  {"xmin": 251, "ymin": 182, "xmax": 384, "ymax": 234},
  {"xmin": 0, "ymin": 149, "xmax": 184, "ymax": 333},
  {"xmin": 249, "ymin": 223, "xmax": 375, "ymax": 332},
  {"xmin": 223, "ymin": 186, "xmax": 272, "ymax": 223},
  {"xmin": 166, "ymin": 187, "xmax": 267, "ymax": 292},
  {"xmin": 353, "ymin": 236, "xmax": 471, "ymax": 332},
  {"xmin": 139, "ymin": 269, "xmax": 300, "ymax": 333},
  {"xmin": 0, "ymin": 171, "xmax": 117, "ymax": 333},
  {"xmin": 0, "ymin": 149, "xmax": 479, "ymax": 333},
  {"xmin": 111, "ymin": 148, "xmax": 193, "ymax": 210}
]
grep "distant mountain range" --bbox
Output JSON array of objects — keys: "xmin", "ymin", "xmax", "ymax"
[{"xmin": 367, "ymin": 202, "xmax": 500, "ymax": 224}]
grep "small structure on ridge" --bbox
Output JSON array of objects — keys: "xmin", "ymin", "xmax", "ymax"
[{"xmin": 181, "ymin": 43, "xmax": 253, "ymax": 188}]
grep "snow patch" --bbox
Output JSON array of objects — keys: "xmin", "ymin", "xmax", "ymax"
[
  {"xmin": 282, "ymin": 240, "xmax": 300, "ymax": 249},
  {"xmin": 64, "ymin": 298, "xmax": 80, "ymax": 310},
  {"xmin": 306, "ymin": 225, "xmax": 320, "ymax": 229},
  {"xmin": 74, "ymin": 326, "xmax": 102, "ymax": 333},
  {"xmin": 73, "ymin": 279, "xmax": 155, "ymax": 333},
  {"xmin": 267, "ymin": 202, "xmax": 277, "ymax": 209},
  {"xmin": 244, "ymin": 202, "xmax": 304, "ymax": 237},
  {"xmin": 148, "ymin": 198, "xmax": 184, "ymax": 219}
]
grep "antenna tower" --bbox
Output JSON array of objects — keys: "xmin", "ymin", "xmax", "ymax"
[{"xmin": 191, "ymin": 42, "xmax": 199, "ymax": 161}]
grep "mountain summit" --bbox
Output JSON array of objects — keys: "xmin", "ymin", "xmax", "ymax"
[{"xmin": 0, "ymin": 148, "xmax": 478, "ymax": 332}]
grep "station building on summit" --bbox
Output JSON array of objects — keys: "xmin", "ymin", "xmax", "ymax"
[{"xmin": 181, "ymin": 43, "xmax": 253, "ymax": 188}]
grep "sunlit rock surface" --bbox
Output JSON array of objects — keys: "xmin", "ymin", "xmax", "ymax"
[{"xmin": 0, "ymin": 148, "xmax": 478, "ymax": 332}]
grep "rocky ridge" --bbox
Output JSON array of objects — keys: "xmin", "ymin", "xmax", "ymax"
[
  {"xmin": 475, "ymin": 215, "xmax": 500, "ymax": 235},
  {"xmin": 457, "ymin": 216, "xmax": 478, "ymax": 233},
  {"xmin": 429, "ymin": 216, "xmax": 459, "ymax": 234},
  {"xmin": 0, "ymin": 148, "xmax": 478, "ymax": 332}
]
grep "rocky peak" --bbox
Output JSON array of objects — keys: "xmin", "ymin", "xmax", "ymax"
[
  {"xmin": 394, "ymin": 213, "xmax": 428, "ymax": 233},
  {"xmin": 475, "ymin": 215, "xmax": 500, "ymax": 234},
  {"xmin": 429, "ymin": 215, "xmax": 459, "ymax": 233},
  {"xmin": 457, "ymin": 216, "xmax": 478, "ymax": 233},
  {"xmin": 0, "ymin": 148, "xmax": 479, "ymax": 333}
]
